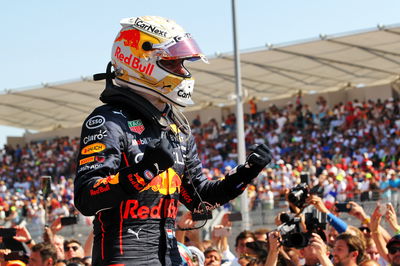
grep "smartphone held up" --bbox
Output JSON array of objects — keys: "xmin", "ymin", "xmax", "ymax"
[
  {"xmin": 335, "ymin": 203, "xmax": 352, "ymax": 213},
  {"xmin": 61, "ymin": 215, "xmax": 79, "ymax": 226}
]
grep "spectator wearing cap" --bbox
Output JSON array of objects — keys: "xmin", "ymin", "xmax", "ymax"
[
  {"xmin": 385, "ymin": 235, "xmax": 400, "ymax": 266},
  {"xmin": 188, "ymin": 246, "xmax": 205, "ymax": 266}
]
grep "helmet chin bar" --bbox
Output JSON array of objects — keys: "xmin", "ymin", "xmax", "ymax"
[{"xmin": 115, "ymin": 78, "xmax": 194, "ymax": 108}]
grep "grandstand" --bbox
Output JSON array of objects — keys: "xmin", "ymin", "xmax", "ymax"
[{"xmin": 1, "ymin": 24, "xmax": 400, "ymax": 146}]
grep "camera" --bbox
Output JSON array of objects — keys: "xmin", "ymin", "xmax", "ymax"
[
  {"xmin": 278, "ymin": 209, "xmax": 327, "ymax": 249},
  {"xmin": 0, "ymin": 228, "xmax": 17, "ymax": 238},
  {"xmin": 287, "ymin": 183, "xmax": 324, "ymax": 209},
  {"xmin": 4, "ymin": 251, "xmax": 29, "ymax": 264},
  {"xmin": 287, "ymin": 183, "xmax": 309, "ymax": 209}
]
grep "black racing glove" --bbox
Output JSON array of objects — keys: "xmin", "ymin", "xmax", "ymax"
[
  {"xmin": 140, "ymin": 138, "xmax": 175, "ymax": 175},
  {"xmin": 222, "ymin": 144, "xmax": 272, "ymax": 197},
  {"xmin": 244, "ymin": 143, "xmax": 272, "ymax": 177},
  {"xmin": 119, "ymin": 138, "xmax": 174, "ymax": 193}
]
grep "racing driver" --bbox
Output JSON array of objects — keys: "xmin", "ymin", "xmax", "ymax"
[{"xmin": 74, "ymin": 16, "xmax": 272, "ymax": 265}]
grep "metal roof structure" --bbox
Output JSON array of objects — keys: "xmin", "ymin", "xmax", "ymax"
[{"xmin": 1, "ymin": 24, "xmax": 400, "ymax": 131}]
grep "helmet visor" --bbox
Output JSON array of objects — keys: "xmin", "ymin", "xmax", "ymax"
[{"xmin": 153, "ymin": 36, "xmax": 208, "ymax": 62}]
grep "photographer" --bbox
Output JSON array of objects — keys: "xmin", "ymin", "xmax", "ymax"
[
  {"xmin": 264, "ymin": 231, "xmax": 303, "ymax": 266},
  {"xmin": 299, "ymin": 233, "xmax": 332, "ymax": 266},
  {"xmin": 306, "ymin": 195, "xmax": 348, "ymax": 234},
  {"xmin": 265, "ymin": 231, "xmax": 280, "ymax": 266}
]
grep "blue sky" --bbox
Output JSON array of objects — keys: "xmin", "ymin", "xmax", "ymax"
[{"xmin": 1, "ymin": 0, "xmax": 400, "ymax": 147}]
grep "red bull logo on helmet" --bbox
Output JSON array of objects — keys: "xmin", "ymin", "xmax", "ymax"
[
  {"xmin": 114, "ymin": 46, "xmax": 155, "ymax": 76},
  {"xmin": 115, "ymin": 29, "xmax": 141, "ymax": 49}
]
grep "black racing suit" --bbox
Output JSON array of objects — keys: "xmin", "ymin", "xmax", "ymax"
[{"xmin": 74, "ymin": 85, "xmax": 260, "ymax": 266}]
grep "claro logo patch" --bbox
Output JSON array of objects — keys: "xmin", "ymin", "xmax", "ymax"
[
  {"xmin": 85, "ymin": 115, "xmax": 105, "ymax": 129},
  {"xmin": 81, "ymin": 143, "xmax": 106, "ymax": 155}
]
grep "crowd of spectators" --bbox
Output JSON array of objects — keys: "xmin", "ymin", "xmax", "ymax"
[
  {"xmin": 175, "ymin": 196, "xmax": 400, "ymax": 265},
  {"xmin": 193, "ymin": 96, "xmax": 400, "ymax": 212},
  {"xmin": 0, "ymin": 96, "xmax": 400, "ymax": 265}
]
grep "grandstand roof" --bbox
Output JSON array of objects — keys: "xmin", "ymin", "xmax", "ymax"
[{"xmin": 2, "ymin": 24, "xmax": 400, "ymax": 131}]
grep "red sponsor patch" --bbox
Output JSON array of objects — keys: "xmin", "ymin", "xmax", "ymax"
[
  {"xmin": 90, "ymin": 184, "xmax": 110, "ymax": 196},
  {"xmin": 79, "ymin": 156, "xmax": 94, "ymax": 165},
  {"xmin": 96, "ymin": 156, "xmax": 106, "ymax": 163},
  {"xmin": 123, "ymin": 198, "xmax": 178, "ymax": 220},
  {"xmin": 114, "ymin": 47, "xmax": 155, "ymax": 76},
  {"xmin": 128, "ymin": 120, "xmax": 145, "ymax": 135}
]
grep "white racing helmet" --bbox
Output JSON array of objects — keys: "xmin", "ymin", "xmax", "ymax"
[{"xmin": 111, "ymin": 16, "xmax": 208, "ymax": 107}]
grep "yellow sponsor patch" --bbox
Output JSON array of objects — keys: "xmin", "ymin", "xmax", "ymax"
[
  {"xmin": 81, "ymin": 143, "xmax": 106, "ymax": 155},
  {"xmin": 79, "ymin": 156, "xmax": 95, "ymax": 165}
]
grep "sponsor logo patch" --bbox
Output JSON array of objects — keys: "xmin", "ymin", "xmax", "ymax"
[
  {"xmin": 83, "ymin": 130, "xmax": 107, "ymax": 145},
  {"xmin": 132, "ymin": 137, "xmax": 152, "ymax": 146},
  {"xmin": 81, "ymin": 143, "xmax": 106, "ymax": 155},
  {"xmin": 123, "ymin": 198, "xmax": 178, "ymax": 220},
  {"xmin": 144, "ymin": 170, "xmax": 154, "ymax": 180},
  {"xmin": 77, "ymin": 163, "xmax": 103, "ymax": 173},
  {"xmin": 95, "ymin": 155, "xmax": 106, "ymax": 163},
  {"xmin": 85, "ymin": 115, "xmax": 105, "ymax": 129},
  {"xmin": 90, "ymin": 184, "xmax": 110, "ymax": 196},
  {"xmin": 79, "ymin": 156, "xmax": 95, "ymax": 165},
  {"xmin": 93, "ymin": 174, "xmax": 120, "ymax": 188},
  {"xmin": 128, "ymin": 120, "xmax": 145, "ymax": 134},
  {"xmin": 193, "ymin": 202, "xmax": 220, "ymax": 214},
  {"xmin": 114, "ymin": 47, "xmax": 155, "ymax": 75},
  {"xmin": 134, "ymin": 18, "xmax": 168, "ymax": 37},
  {"xmin": 140, "ymin": 168, "xmax": 181, "ymax": 195},
  {"xmin": 177, "ymin": 89, "xmax": 191, "ymax": 99},
  {"xmin": 180, "ymin": 186, "xmax": 193, "ymax": 203},
  {"xmin": 115, "ymin": 29, "xmax": 141, "ymax": 49}
]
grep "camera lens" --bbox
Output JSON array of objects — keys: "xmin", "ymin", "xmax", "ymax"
[
  {"xmin": 280, "ymin": 213, "xmax": 291, "ymax": 223},
  {"xmin": 285, "ymin": 233, "xmax": 309, "ymax": 249}
]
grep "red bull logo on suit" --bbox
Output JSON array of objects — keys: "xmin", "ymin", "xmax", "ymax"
[{"xmin": 139, "ymin": 168, "xmax": 181, "ymax": 195}]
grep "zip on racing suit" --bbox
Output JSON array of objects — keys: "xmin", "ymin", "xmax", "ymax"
[{"xmin": 74, "ymin": 83, "xmax": 272, "ymax": 266}]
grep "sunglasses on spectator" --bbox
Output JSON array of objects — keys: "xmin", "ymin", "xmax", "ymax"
[
  {"xmin": 64, "ymin": 245, "xmax": 79, "ymax": 252},
  {"xmin": 358, "ymin": 227, "xmax": 370, "ymax": 233},
  {"xmin": 388, "ymin": 247, "xmax": 400, "ymax": 255},
  {"xmin": 239, "ymin": 254, "xmax": 258, "ymax": 261}
]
